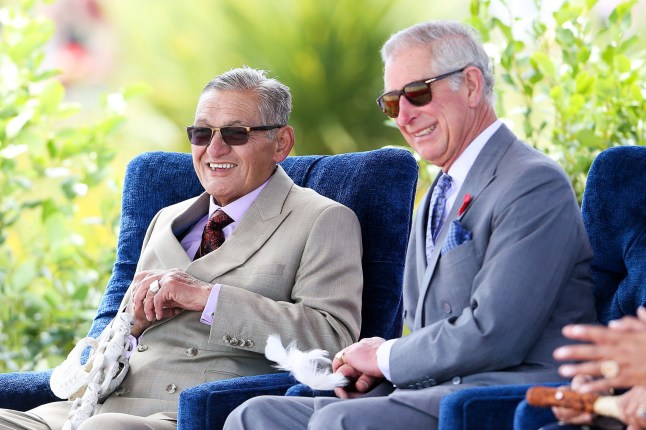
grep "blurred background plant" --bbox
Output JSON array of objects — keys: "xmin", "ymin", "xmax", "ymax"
[
  {"xmin": 0, "ymin": 0, "xmax": 130, "ymax": 371},
  {"xmin": 468, "ymin": 0, "xmax": 646, "ymax": 199},
  {"xmin": 0, "ymin": 0, "xmax": 644, "ymax": 371}
]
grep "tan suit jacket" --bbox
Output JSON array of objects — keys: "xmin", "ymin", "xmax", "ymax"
[{"xmin": 99, "ymin": 166, "xmax": 363, "ymax": 416}]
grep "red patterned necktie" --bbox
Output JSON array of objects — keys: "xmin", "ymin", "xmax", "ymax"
[{"xmin": 194, "ymin": 209, "xmax": 234, "ymax": 259}]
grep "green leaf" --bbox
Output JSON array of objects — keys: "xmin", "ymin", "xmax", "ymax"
[
  {"xmin": 615, "ymin": 54, "xmax": 631, "ymax": 73},
  {"xmin": 5, "ymin": 111, "xmax": 33, "ymax": 139},
  {"xmin": 530, "ymin": 51, "xmax": 556, "ymax": 78},
  {"xmin": 555, "ymin": 27, "xmax": 575, "ymax": 46},
  {"xmin": 36, "ymin": 80, "xmax": 65, "ymax": 115},
  {"xmin": 575, "ymin": 71, "xmax": 595, "ymax": 95},
  {"xmin": 11, "ymin": 260, "xmax": 37, "ymax": 291}
]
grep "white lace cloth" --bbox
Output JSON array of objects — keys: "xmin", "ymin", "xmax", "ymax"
[{"xmin": 50, "ymin": 312, "xmax": 134, "ymax": 430}]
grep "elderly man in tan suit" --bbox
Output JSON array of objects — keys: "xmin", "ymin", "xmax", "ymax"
[{"xmin": 0, "ymin": 67, "xmax": 363, "ymax": 430}]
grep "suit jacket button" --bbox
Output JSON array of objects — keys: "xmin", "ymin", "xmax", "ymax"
[
  {"xmin": 452, "ymin": 376, "xmax": 462, "ymax": 385},
  {"xmin": 442, "ymin": 302, "xmax": 451, "ymax": 314},
  {"xmin": 186, "ymin": 347, "xmax": 198, "ymax": 357},
  {"xmin": 229, "ymin": 337, "xmax": 238, "ymax": 345},
  {"xmin": 429, "ymin": 379, "xmax": 437, "ymax": 386},
  {"xmin": 114, "ymin": 387, "xmax": 125, "ymax": 396},
  {"xmin": 223, "ymin": 335, "xmax": 231, "ymax": 343},
  {"xmin": 136, "ymin": 344, "xmax": 148, "ymax": 352},
  {"xmin": 245, "ymin": 339, "xmax": 254, "ymax": 348},
  {"xmin": 166, "ymin": 384, "xmax": 177, "ymax": 394}
]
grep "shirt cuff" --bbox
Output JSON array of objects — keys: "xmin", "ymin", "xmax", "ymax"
[
  {"xmin": 377, "ymin": 338, "xmax": 397, "ymax": 381},
  {"xmin": 200, "ymin": 283, "xmax": 221, "ymax": 325},
  {"xmin": 126, "ymin": 335, "xmax": 138, "ymax": 359}
]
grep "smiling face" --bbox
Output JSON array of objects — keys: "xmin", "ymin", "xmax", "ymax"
[
  {"xmin": 191, "ymin": 89, "xmax": 294, "ymax": 206},
  {"xmin": 384, "ymin": 45, "xmax": 483, "ymax": 171}
]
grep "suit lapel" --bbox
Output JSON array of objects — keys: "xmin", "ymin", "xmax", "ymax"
[
  {"xmin": 414, "ymin": 124, "xmax": 517, "ymax": 329},
  {"xmin": 149, "ymin": 194, "xmax": 209, "ymax": 270},
  {"xmin": 187, "ymin": 166, "xmax": 294, "ymax": 282},
  {"xmin": 415, "ymin": 177, "xmax": 437, "ymax": 280}
]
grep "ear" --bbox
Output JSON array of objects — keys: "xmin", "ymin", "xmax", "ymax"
[
  {"xmin": 464, "ymin": 66, "xmax": 484, "ymax": 108},
  {"xmin": 272, "ymin": 126, "xmax": 295, "ymax": 163}
]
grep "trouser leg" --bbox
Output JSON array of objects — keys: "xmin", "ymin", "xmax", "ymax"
[
  {"xmin": 225, "ymin": 394, "xmax": 437, "ymax": 430},
  {"xmin": 0, "ymin": 402, "xmax": 176, "ymax": 430},
  {"xmin": 308, "ymin": 395, "xmax": 438, "ymax": 430},
  {"xmin": 0, "ymin": 401, "xmax": 71, "ymax": 430},
  {"xmin": 224, "ymin": 396, "xmax": 320, "ymax": 430},
  {"xmin": 77, "ymin": 412, "xmax": 177, "ymax": 430}
]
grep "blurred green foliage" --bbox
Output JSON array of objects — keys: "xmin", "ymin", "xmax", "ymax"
[
  {"xmin": 0, "ymin": 0, "xmax": 127, "ymax": 371},
  {"xmin": 103, "ymin": 0, "xmax": 465, "ymax": 156},
  {"xmin": 468, "ymin": 0, "xmax": 646, "ymax": 199}
]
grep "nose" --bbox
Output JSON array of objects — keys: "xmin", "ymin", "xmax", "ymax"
[
  {"xmin": 205, "ymin": 132, "xmax": 231, "ymax": 156},
  {"xmin": 396, "ymin": 96, "xmax": 417, "ymax": 127}
]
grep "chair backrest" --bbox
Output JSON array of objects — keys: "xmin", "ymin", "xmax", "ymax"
[
  {"xmin": 88, "ymin": 148, "xmax": 418, "ymax": 342},
  {"xmin": 581, "ymin": 145, "xmax": 646, "ymax": 324}
]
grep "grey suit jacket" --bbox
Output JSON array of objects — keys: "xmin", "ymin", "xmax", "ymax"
[
  {"xmin": 100, "ymin": 166, "xmax": 363, "ymax": 416},
  {"xmin": 388, "ymin": 125, "xmax": 596, "ymax": 415}
]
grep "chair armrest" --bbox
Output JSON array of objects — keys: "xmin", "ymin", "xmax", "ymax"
[
  {"xmin": 0, "ymin": 370, "xmax": 58, "ymax": 411},
  {"xmin": 514, "ymin": 399, "xmax": 558, "ymax": 430},
  {"xmin": 439, "ymin": 384, "xmax": 539, "ymax": 430},
  {"xmin": 284, "ymin": 383, "xmax": 334, "ymax": 397},
  {"xmin": 177, "ymin": 372, "xmax": 296, "ymax": 430}
]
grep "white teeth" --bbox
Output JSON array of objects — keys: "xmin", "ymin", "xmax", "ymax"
[
  {"xmin": 414, "ymin": 125, "xmax": 436, "ymax": 137},
  {"xmin": 209, "ymin": 163, "xmax": 235, "ymax": 169}
]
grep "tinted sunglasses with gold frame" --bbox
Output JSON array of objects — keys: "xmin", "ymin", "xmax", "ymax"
[
  {"xmin": 376, "ymin": 68, "xmax": 466, "ymax": 118},
  {"xmin": 186, "ymin": 125, "xmax": 285, "ymax": 146}
]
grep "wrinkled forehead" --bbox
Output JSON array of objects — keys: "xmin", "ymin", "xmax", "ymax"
[
  {"xmin": 383, "ymin": 45, "xmax": 435, "ymax": 92},
  {"xmin": 194, "ymin": 90, "xmax": 261, "ymax": 125}
]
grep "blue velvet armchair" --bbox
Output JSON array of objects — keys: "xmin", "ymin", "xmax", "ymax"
[
  {"xmin": 438, "ymin": 145, "xmax": 646, "ymax": 430},
  {"xmin": 0, "ymin": 147, "xmax": 418, "ymax": 430}
]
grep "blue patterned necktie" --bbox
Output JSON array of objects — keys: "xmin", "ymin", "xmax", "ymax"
[{"xmin": 425, "ymin": 173, "xmax": 453, "ymax": 262}]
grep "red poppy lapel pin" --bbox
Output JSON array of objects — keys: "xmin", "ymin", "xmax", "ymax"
[{"xmin": 457, "ymin": 193, "xmax": 472, "ymax": 217}]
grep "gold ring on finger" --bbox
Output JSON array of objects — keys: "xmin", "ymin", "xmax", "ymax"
[
  {"xmin": 335, "ymin": 351, "xmax": 345, "ymax": 365},
  {"xmin": 600, "ymin": 359, "xmax": 620, "ymax": 379}
]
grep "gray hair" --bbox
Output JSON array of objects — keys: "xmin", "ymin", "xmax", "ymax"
[
  {"xmin": 381, "ymin": 21, "xmax": 495, "ymax": 105},
  {"xmin": 202, "ymin": 66, "xmax": 292, "ymax": 130}
]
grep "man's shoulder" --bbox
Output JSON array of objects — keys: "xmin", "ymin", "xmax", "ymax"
[
  {"xmin": 499, "ymin": 138, "xmax": 568, "ymax": 182},
  {"xmin": 286, "ymin": 183, "xmax": 350, "ymax": 213},
  {"xmin": 282, "ymin": 185, "xmax": 359, "ymax": 231}
]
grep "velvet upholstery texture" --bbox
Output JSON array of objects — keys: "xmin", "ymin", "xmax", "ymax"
[
  {"xmin": 0, "ymin": 148, "xmax": 418, "ymax": 430},
  {"xmin": 437, "ymin": 145, "xmax": 646, "ymax": 430}
]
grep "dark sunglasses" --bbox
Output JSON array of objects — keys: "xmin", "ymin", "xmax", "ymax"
[
  {"xmin": 376, "ymin": 68, "xmax": 466, "ymax": 118},
  {"xmin": 186, "ymin": 125, "xmax": 285, "ymax": 146}
]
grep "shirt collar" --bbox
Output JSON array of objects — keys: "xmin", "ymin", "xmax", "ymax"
[{"xmin": 447, "ymin": 119, "xmax": 502, "ymax": 187}]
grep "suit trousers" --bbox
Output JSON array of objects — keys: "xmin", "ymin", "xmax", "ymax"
[
  {"xmin": 224, "ymin": 395, "xmax": 438, "ymax": 430},
  {"xmin": 0, "ymin": 402, "xmax": 177, "ymax": 430}
]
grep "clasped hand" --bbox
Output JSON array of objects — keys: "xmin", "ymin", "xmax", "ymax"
[
  {"xmin": 554, "ymin": 308, "xmax": 646, "ymax": 393},
  {"xmin": 551, "ymin": 307, "xmax": 646, "ymax": 428},
  {"xmin": 130, "ymin": 269, "xmax": 212, "ymax": 336},
  {"xmin": 331, "ymin": 337, "xmax": 386, "ymax": 399}
]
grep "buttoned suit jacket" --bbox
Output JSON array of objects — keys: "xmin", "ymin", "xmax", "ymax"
[
  {"xmin": 99, "ymin": 166, "xmax": 363, "ymax": 417},
  {"xmin": 387, "ymin": 124, "xmax": 596, "ymax": 417}
]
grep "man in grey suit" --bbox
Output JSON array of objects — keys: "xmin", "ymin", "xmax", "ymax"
[
  {"xmin": 224, "ymin": 21, "xmax": 596, "ymax": 430},
  {"xmin": 0, "ymin": 67, "xmax": 363, "ymax": 429}
]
